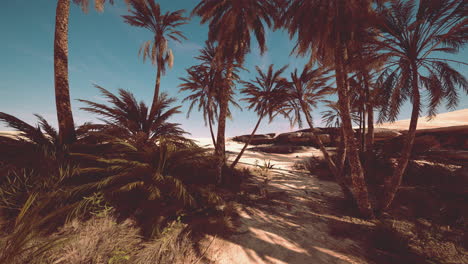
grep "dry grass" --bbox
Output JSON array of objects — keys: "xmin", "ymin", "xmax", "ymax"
[
  {"xmin": 47, "ymin": 216, "xmax": 142, "ymax": 264},
  {"xmin": 0, "ymin": 214, "xmax": 209, "ymax": 264}
]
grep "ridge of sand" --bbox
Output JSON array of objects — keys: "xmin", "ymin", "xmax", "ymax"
[{"xmin": 377, "ymin": 108, "xmax": 468, "ymax": 130}]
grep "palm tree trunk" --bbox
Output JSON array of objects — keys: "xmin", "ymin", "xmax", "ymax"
[
  {"xmin": 301, "ymin": 103, "xmax": 353, "ymax": 201},
  {"xmin": 150, "ymin": 67, "xmax": 161, "ymax": 116},
  {"xmin": 364, "ymin": 73, "xmax": 374, "ymax": 152},
  {"xmin": 54, "ymin": 0, "xmax": 76, "ymax": 145},
  {"xmin": 337, "ymin": 125, "xmax": 346, "ymax": 174},
  {"xmin": 230, "ymin": 115, "xmax": 263, "ymax": 169},
  {"xmin": 362, "ymin": 99, "xmax": 366, "ymax": 152},
  {"xmin": 215, "ymin": 67, "xmax": 231, "ymax": 184},
  {"xmin": 380, "ymin": 63, "xmax": 420, "ymax": 211},
  {"xmin": 366, "ymin": 103, "xmax": 374, "ymax": 149},
  {"xmin": 358, "ymin": 111, "xmax": 362, "ymax": 150},
  {"xmin": 208, "ymin": 109, "xmax": 217, "ymax": 149},
  {"xmin": 335, "ymin": 43, "xmax": 373, "ymax": 218}
]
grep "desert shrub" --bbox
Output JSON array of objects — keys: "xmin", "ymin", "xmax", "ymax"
[
  {"xmin": 303, "ymin": 156, "xmax": 335, "ymax": 181},
  {"xmin": 133, "ymin": 220, "xmax": 199, "ymax": 264},
  {"xmin": 71, "ymin": 137, "xmax": 224, "ymax": 237},
  {"xmin": 46, "ymin": 216, "xmax": 141, "ymax": 264},
  {"xmin": 0, "ymin": 87, "xmax": 241, "ymax": 261}
]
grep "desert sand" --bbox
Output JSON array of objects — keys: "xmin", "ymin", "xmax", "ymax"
[
  {"xmin": 192, "ymin": 108, "xmax": 468, "ymax": 264},
  {"xmin": 1, "ymin": 109, "xmax": 466, "ymax": 264}
]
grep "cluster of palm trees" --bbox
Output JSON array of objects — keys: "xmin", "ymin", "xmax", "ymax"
[{"xmin": 8, "ymin": 0, "xmax": 468, "ymax": 221}]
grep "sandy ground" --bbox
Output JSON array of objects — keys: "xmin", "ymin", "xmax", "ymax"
[
  {"xmin": 191, "ymin": 108, "xmax": 468, "ymax": 264},
  {"xmin": 1, "ymin": 109, "xmax": 466, "ymax": 263},
  {"xmin": 193, "ymin": 139, "xmax": 375, "ymax": 264}
]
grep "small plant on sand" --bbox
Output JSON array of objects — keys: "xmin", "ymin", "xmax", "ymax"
[
  {"xmin": 254, "ymin": 159, "xmax": 275, "ymax": 198},
  {"xmin": 256, "ymin": 159, "xmax": 274, "ymax": 177}
]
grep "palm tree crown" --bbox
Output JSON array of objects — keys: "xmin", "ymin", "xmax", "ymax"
[
  {"xmin": 377, "ymin": 0, "xmax": 467, "ymax": 121},
  {"xmin": 123, "ymin": 0, "xmax": 188, "ymax": 73},
  {"xmin": 192, "ymin": 0, "xmax": 278, "ymax": 65},
  {"xmin": 73, "ymin": 0, "xmax": 125, "ymax": 13},
  {"xmin": 240, "ymin": 65, "xmax": 290, "ymax": 121},
  {"xmin": 282, "ymin": 0, "xmax": 375, "ymax": 65},
  {"xmin": 286, "ymin": 66, "xmax": 334, "ymax": 127}
]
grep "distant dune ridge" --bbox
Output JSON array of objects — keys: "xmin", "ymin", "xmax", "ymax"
[
  {"xmin": 377, "ymin": 108, "xmax": 468, "ymax": 130},
  {"xmin": 1, "ymin": 109, "xmax": 467, "ymax": 138}
]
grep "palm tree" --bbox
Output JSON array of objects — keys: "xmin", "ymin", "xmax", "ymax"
[
  {"xmin": 321, "ymin": 100, "xmax": 360, "ymax": 128},
  {"xmin": 123, "ymin": 0, "xmax": 189, "ymax": 116},
  {"xmin": 180, "ymin": 66, "xmax": 218, "ymax": 147},
  {"xmin": 347, "ymin": 39, "xmax": 389, "ymax": 154},
  {"xmin": 230, "ymin": 64, "xmax": 290, "ymax": 169},
  {"xmin": 286, "ymin": 66, "xmax": 354, "ymax": 200},
  {"xmin": 76, "ymin": 85, "xmax": 220, "ymax": 236},
  {"xmin": 192, "ymin": 0, "xmax": 278, "ymax": 183},
  {"xmin": 179, "ymin": 42, "xmax": 242, "ymax": 149},
  {"xmin": 375, "ymin": 0, "xmax": 467, "ymax": 211},
  {"xmin": 78, "ymin": 85, "xmax": 186, "ymax": 144},
  {"xmin": 54, "ymin": 0, "xmax": 121, "ymax": 144},
  {"xmin": 0, "ymin": 113, "xmax": 69, "ymax": 172},
  {"xmin": 282, "ymin": 0, "xmax": 376, "ymax": 218}
]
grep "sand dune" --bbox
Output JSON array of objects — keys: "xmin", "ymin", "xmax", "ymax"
[{"xmin": 377, "ymin": 108, "xmax": 468, "ymax": 130}]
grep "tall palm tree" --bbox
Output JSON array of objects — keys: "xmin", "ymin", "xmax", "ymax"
[
  {"xmin": 123, "ymin": 0, "xmax": 189, "ymax": 116},
  {"xmin": 286, "ymin": 66, "xmax": 354, "ymax": 200},
  {"xmin": 230, "ymin": 64, "xmax": 290, "ymax": 169},
  {"xmin": 192, "ymin": 0, "xmax": 278, "ymax": 183},
  {"xmin": 179, "ymin": 42, "xmax": 242, "ymax": 149},
  {"xmin": 282, "ymin": 0, "xmax": 376, "ymax": 218},
  {"xmin": 375, "ymin": 0, "xmax": 467, "ymax": 211},
  {"xmin": 54, "ymin": 0, "xmax": 121, "ymax": 144}
]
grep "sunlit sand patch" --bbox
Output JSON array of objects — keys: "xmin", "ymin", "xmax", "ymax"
[
  {"xmin": 308, "ymin": 211, "xmax": 375, "ymax": 227},
  {"xmin": 248, "ymin": 227, "xmax": 309, "ymax": 255},
  {"xmin": 313, "ymin": 246, "xmax": 361, "ymax": 264}
]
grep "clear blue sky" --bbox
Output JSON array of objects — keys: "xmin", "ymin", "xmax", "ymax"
[{"xmin": 1, "ymin": 0, "xmax": 467, "ymax": 137}]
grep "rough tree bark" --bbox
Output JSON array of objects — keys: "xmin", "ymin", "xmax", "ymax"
[
  {"xmin": 364, "ymin": 72, "xmax": 374, "ymax": 153},
  {"xmin": 54, "ymin": 0, "xmax": 76, "ymax": 144},
  {"xmin": 214, "ymin": 66, "xmax": 231, "ymax": 184},
  {"xmin": 208, "ymin": 107, "xmax": 217, "ymax": 149},
  {"xmin": 150, "ymin": 66, "xmax": 162, "ymax": 116},
  {"xmin": 334, "ymin": 42, "xmax": 373, "ymax": 218}
]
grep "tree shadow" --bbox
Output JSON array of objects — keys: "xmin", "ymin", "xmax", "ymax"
[{"xmin": 201, "ymin": 166, "xmax": 376, "ymax": 264}]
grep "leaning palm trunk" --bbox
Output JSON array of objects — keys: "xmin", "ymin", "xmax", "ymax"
[
  {"xmin": 380, "ymin": 63, "xmax": 420, "ymax": 211},
  {"xmin": 301, "ymin": 102, "xmax": 353, "ymax": 201},
  {"xmin": 230, "ymin": 115, "xmax": 263, "ymax": 169},
  {"xmin": 150, "ymin": 66, "xmax": 162, "ymax": 116},
  {"xmin": 208, "ymin": 109, "xmax": 217, "ymax": 149},
  {"xmin": 54, "ymin": 0, "xmax": 76, "ymax": 144},
  {"xmin": 334, "ymin": 44, "xmax": 373, "ymax": 218}
]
